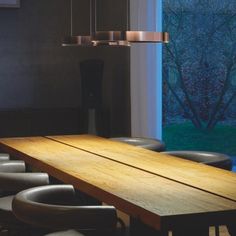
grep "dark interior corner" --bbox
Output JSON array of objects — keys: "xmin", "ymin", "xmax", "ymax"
[{"xmin": 0, "ymin": 0, "xmax": 131, "ymax": 138}]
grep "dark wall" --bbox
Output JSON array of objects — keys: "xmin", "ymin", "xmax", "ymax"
[
  {"xmin": 0, "ymin": 0, "xmax": 130, "ymax": 137},
  {"xmin": 97, "ymin": 0, "xmax": 129, "ymax": 30}
]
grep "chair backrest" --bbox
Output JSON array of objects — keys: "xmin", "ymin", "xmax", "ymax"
[
  {"xmin": 12, "ymin": 185, "xmax": 118, "ymax": 233},
  {"xmin": 0, "ymin": 172, "xmax": 49, "ymax": 192},
  {"xmin": 0, "ymin": 160, "xmax": 25, "ymax": 173},
  {"xmin": 110, "ymin": 137, "xmax": 166, "ymax": 152},
  {"xmin": 0, "ymin": 153, "xmax": 10, "ymax": 161},
  {"xmin": 162, "ymin": 151, "xmax": 233, "ymax": 170}
]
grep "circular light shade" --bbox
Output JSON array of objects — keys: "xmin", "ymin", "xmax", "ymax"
[
  {"xmin": 62, "ymin": 36, "xmax": 93, "ymax": 46},
  {"xmin": 126, "ymin": 31, "xmax": 169, "ymax": 43},
  {"xmin": 62, "ymin": 31, "xmax": 169, "ymax": 46}
]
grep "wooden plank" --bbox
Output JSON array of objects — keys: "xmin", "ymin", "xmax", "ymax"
[
  {"xmin": 0, "ymin": 136, "xmax": 236, "ymax": 231},
  {"xmin": 47, "ymin": 134, "xmax": 236, "ymax": 202}
]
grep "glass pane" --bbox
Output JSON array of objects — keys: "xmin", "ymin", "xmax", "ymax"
[{"xmin": 163, "ymin": 0, "xmax": 236, "ymax": 171}]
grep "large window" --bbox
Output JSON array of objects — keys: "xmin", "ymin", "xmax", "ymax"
[{"xmin": 163, "ymin": 0, "xmax": 236, "ymax": 170}]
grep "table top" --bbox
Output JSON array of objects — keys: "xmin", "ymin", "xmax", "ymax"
[
  {"xmin": 0, "ymin": 135, "xmax": 236, "ymax": 231},
  {"xmin": 47, "ymin": 135, "xmax": 236, "ymax": 202}
]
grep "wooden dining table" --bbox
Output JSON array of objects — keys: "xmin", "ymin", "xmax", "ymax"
[{"xmin": 0, "ymin": 134, "xmax": 235, "ymax": 236}]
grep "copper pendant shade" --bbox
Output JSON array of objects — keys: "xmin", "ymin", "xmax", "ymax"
[{"xmin": 62, "ymin": 0, "xmax": 169, "ymax": 47}]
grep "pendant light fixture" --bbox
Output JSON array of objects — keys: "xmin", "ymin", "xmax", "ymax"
[{"xmin": 62, "ymin": 0, "xmax": 169, "ymax": 47}]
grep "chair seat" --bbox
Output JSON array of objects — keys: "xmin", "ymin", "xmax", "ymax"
[
  {"xmin": 110, "ymin": 137, "xmax": 166, "ymax": 152},
  {"xmin": 44, "ymin": 229, "xmax": 85, "ymax": 236},
  {"xmin": 162, "ymin": 151, "xmax": 233, "ymax": 170}
]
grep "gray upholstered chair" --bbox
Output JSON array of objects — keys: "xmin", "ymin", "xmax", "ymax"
[
  {"xmin": 0, "ymin": 160, "xmax": 26, "ymax": 198},
  {"xmin": 0, "ymin": 172, "xmax": 50, "ymax": 234},
  {"xmin": 0, "ymin": 160, "xmax": 26, "ymax": 173},
  {"xmin": 110, "ymin": 137, "xmax": 166, "ymax": 152},
  {"xmin": 162, "ymin": 151, "xmax": 232, "ymax": 170},
  {"xmin": 0, "ymin": 153, "xmax": 10, "ymax": 161},
  {"xmin": 12, "ymin": 185, "xmax": 120, "ymax": 236}
]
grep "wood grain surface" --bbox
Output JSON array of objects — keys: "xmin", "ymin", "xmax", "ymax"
[
  {"xmin": 47, "ymin": 135, "xmax": 236, "ymax": 202},
  {"xmin": 0, "ymin": 136, "xmax": 236, "ymax": 231}
]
